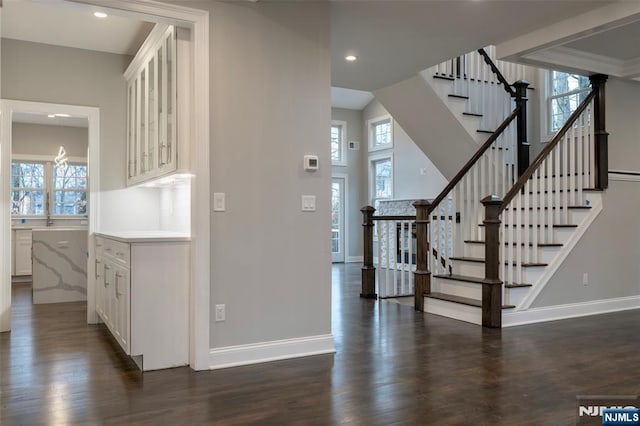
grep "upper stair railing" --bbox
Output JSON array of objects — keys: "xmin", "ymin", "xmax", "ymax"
[
  {"xmin": 481, "ymin": 74, "xmax": 608, "ymax": 327},
  {"xmin": 432, "ymin": 46, "xmax": 527, "ymax": 135}
]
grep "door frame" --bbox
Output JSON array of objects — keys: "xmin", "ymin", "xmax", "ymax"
[
  {"xmin": 1, "ymin": 0, "xmax": 211, "ymax": 371},
  {"xmin": 331, "ymin": 173, "xmax": 348, "ymax": 263}
]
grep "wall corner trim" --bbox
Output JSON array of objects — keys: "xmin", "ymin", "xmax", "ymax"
[
  {"xmin": 346, "ymin": 256, "xmax": 364, "ymax": 263},
  {"xmin": 208, "ymin": 334, "xmax": 335, "ymax": 370}
]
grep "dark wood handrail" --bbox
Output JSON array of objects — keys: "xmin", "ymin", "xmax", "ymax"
[
  {"xmin": 477, "ymin": 48, "xmax": 516, "ymax": 97},
  {"xmin": 427, "ymin": 106, "xmax": 520, "ymax": 214},
  {"xmin": 371, "ymin": 215, "xmax": 415, "ymax": 221},
  {"xmin": 499, "ymin": 89, "xmax": 596, "ymax": 211}
]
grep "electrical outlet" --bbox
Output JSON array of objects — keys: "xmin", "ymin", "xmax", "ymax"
[
  {"xmin": 213, "ymin": 193, "xmax": 226, "ymax": 212},
  {"xmin": 215, "ymin": 304, "xmax": 226, "ymax": 322},
  {"xmin": 583, "ymin": 273, "xmax": 589, "ymax": 286}
]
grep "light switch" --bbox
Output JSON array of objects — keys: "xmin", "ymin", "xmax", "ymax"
[
  {"xmin": 301, "ymin": 195, "xmax": 316, "ymax": 212},
  {"xmin": 213, "ymin": 193, "xmax": 226, "ymax": 212}
]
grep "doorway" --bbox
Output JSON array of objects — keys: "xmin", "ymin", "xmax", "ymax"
[
  {"xmin": 331, "ymin": 175, "xmax": 347, "ymax": 263},
  {"xmin": 1, "ymin": 100, "xmax": 100, "ymax": 331}
]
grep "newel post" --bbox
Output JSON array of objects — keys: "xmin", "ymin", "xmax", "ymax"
[
  {"xmin": 513, "ymin": 80, "xmax": 530, "ymax": 177},
  {"xmin": 590, "ymin": 74, "xmax": 609, "ymax": 190},
  {"xmin": 360, "ymin": 206, "xmax": 377, "ymax": 299},
  {"xmin": 481, "ymin": 195, "xmax": 503, "ymax": 328},
  {"xmin": 413, "ymin": 200, "xmax": 431, "ymax": 312}
]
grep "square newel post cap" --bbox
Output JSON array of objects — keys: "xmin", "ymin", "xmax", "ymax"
[
  {"xmin": 481, "ymin": 195, "xmax": 502, "ymax": 206},
  {"xmin": 361, "ymin": 205, "xmax": 376, "ymax": 214},
  {"xmin": 413, "ymin": 199, "xmax": 431, "ymax": 207}
]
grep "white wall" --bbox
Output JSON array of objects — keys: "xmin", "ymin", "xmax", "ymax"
[
  {"xmin": 331, "ymin": 108, "xmax": 364, "ymax": 261},
  {"xmin": 362, "ymin": 99, "xmax": 448, "ymax": 203},
  {"xmin": 12, "ymin": 123, "xmax": 87, "ymax": 157},
  {"xmin": 531, "ymin": 77, "xmax": 640, "ymax": 307},
  {"xmin": 189, "ymin": 1, "xmax": 333, "ymax": 349}
]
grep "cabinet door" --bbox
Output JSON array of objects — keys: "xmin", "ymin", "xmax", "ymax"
[
  {"xmin": 113, "ymin": 265, "xmax": 131, "ymax": 355},
  {"xmin": 95, "ymin": 258, "xmax": 104, "ymax": 320},
  {"xmin": 14, "ymin": 230, "xmax": 32, "ymax": 276},
  {"xmin": 126, "ymin": 81, "xmax": 137, "ymax": 183},
  {"xmin": 158, "ymin": 27, "xmax": 177, "ymax": 175},
  {"xmin": 103, "ymin": 262, "xmax": 115, "ymax": 332}
]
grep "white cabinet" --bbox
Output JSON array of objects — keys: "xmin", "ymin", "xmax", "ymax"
[
  {"xmin": 125, "ymin": 24, "xmax": 191, "ymax": 186},
  {"xmin": 94, "ymin": 234, "xmax": 189, "ymax": 371},
  {"xmin": 14, "ymin": 229, "xmax": 32, "ymax": 276}
]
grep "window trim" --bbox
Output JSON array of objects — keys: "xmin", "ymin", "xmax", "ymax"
[
  {"xmin": 367, "ymin": 114, "xmax": 393, "ymax": 152},
  {"xmin": 11, "ymin": 154, "xmax": 88, "ymax": 218},
  {"xmin": 331, "ymin": 120, "xmax": 347, "ymax": 166},
  {"xmin": 544, "ymin": 70, "xmax": 591, "ymax": 140},
  {"xmin": 368, "ymin": 152, "xmax": 394, "ymax": 207}
]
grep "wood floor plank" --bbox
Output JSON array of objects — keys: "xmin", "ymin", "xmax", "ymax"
[{"xmin": 2, "ymin": 269, "xmax": 640, "ymax": 424}]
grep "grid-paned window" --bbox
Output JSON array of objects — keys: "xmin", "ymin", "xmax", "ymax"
[
  {"xmin": 331, "ymin": 122, "xmax": 346, "ymax": 165},
  {"xmin": 371, "ymin": 156, "xmax": 392, "ymax": 208},
  {"xmin": 11, "ymin": 162, "xmax": 45, "ymax": 215},
  {"xmin": 548, "ymin": 71, "xmax": 590, "ymax": 132},
  {"xmin": 53, "ymin": 164, "xmax": 88, "ymax": 215},
  {"xmin": 368, "ymin": 116, "xmax": 393, "ymax": 151}
]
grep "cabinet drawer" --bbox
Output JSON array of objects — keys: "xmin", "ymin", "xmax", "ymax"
[
  {"xmin": 95, "ymin": 236, "xmax": 105, "ymax": 257},
  {"xmin": 103, "ymin": 239, "xmax": 130, "ymax": 267}
]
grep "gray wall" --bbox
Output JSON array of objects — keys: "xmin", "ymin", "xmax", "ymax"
[
  {"xmin": 331, "ymin": 107, "xmax": 364, "ymax": 261},
  {"xmin": 2, "ymin": 39, "xmax": 128, "ymax": 190},
  {"xmin": 1, "ymin": 38, "xmax": 161, "ymax": 231},
  {"xmin": 199, "ymin": 1, "xmax": 332, "ymax": 347},
  {"xmin": 12, "ymin": 123, "xmax": 87, "ymax": 157},
  {"xmin": 362, "ymin": 99, "xmax": 448, "ymax": 203},
  {"xmin": 531, "ymin": 77, "xmax": 640, "ymax": 307}
]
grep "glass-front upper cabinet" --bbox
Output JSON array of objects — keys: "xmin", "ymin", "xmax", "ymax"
[{"xmin": 125, "ymin": 25, "xmax": 178, "ymax": 186}]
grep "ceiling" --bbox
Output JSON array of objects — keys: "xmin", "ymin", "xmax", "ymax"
[
  {"xmin": 3, "ymin": 0, "xmax": 636, "ymax": 110},
  {"xmin": 496, "ymin": 1, "xmax": 640, "ymax": 81},
  {"xmin": 1, "ymin": 0, "xmax": 153, "ymax": 56},
  {"xmin": 13, "ymin": 112, "xmax": 88, "ymax": 128}
]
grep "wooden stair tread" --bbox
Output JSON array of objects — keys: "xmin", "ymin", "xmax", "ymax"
[
  {"xmin": 478, "ymin": 223, "xmax": 577, "ymax": 228},
  {"xmin": 463, "ymin": 112, "xmax": 483, "ymax": 117},
  {"xmin": 477, "ymin": 129, "xmax": 494, "ymax": 134},
  {"xmin": 448, "ymin": 94, "xmax": 469, "ymax": 99},
  {"xmin": 434, "ymin": 74, "xmax": 455, "ymax": 81},
  {"xmin": 433, "ymin": 274, "xmax": 499, "ymax": 285},
  {"xmin": 449, "ymin": 256, "xmax": 547, "ymax": 267},
  {"xmin": 464, "ymin": 240, "xmax": 563, "ymax": 248},
  {"xmin": 505, "ymin": 282, "xmax": 533, "ymax": 288},
  {"xmin": 426, "ymin": 292, "xmax": 514, "ymax": 309},
  {"xmin": 505, "ymin": 205, "xmax": 591, "ymax": 211},
  {"xmin": 529, "ymin": 188, "xmax": 600, "ymax": 194}
]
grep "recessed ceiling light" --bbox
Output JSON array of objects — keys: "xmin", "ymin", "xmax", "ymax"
[
  {"xmin": 345, "ymin": 55, "xmax": 357, "ymax": 62},
  {"xmin": 55, "ymin": 113, "xmax": 71, "ymax": 118},
  {"xmin": 48, "ymin": 114, "xmax": 56, "ymax": 118},
  {"xmin": 93, "ymin": 11, "xmax": 108, "ymax": 18}
]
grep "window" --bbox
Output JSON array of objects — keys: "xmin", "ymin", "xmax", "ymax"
[
  {"xmin": 11, "ymin": 160, "xmax": 87, "ymax": 217},
  {"xmin": 11, "ymin": 162, "xmax": 45, "ymax": 215},
  {"xmin": 331, "ymin": 121, "xmax": 347, "ymax": 166},
  {"xmin": 368, "ymin": 115, "xmax": 393, "ymax": 151},
  {"xmin": 53, "ymin": 164, "xmax": 88, "ymax": 215},
  {"xmin": 548, "ymin": 71, "xmax": 590, "ymax": 133},
  {"xmin": 370, "ymin": 155, "xmax": 393, "ymax": 208}
]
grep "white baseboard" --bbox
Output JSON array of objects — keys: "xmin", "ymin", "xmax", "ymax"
[
  {"xmin": 346, "ymin": 256, "xmax": 363, "ymax": 263},
  {"xmin": 503, "ymin": 295, "xmax": 640, "ymax": 327},
  {"xmin": 209, "ymin": 334, "xmax": 335, "ymax": 370}
]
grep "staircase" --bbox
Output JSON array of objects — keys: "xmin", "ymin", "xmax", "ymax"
[{"xmin": 361, "ymin": 47, "xmax": 609, "ymax": 328}]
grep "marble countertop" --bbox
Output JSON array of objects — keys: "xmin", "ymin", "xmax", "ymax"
[
  {"xmin": 95, "ymin": 231, "xmax": 191, "ymax": 243},
  {"xmin": 13, "ymin": 226, "xmax": 88, "ymax": 231}
]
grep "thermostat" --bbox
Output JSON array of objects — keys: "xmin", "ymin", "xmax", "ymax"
[{"xmin": 304, "ymin": 155, "xmax": 319, "ymax": 171}]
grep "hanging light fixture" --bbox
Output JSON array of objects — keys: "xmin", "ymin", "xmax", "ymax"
[{"xmin": 55, "ymin": 145, "xmax": 68, "ymax": 170}]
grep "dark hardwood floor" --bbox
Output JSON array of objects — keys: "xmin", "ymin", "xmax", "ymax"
[{"xmin": 2, "ymin": 265, "xmax": 639, "ymax": 425}]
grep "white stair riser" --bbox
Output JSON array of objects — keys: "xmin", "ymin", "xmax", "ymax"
[
  {"xmin": 500, "ymin": 208, "xmax": 589, "ymax": 226},
  {"xmin": 504, "ymin": 286, "xmax": 529, "ymax": 307},
  {"xmin": 477, "ymin": 225, "xmax": 574, "ymax": 244},
  {"xmin": 423, "ymin": 297, "xmax": 482, "ymax": 325},
  {"xmin": 433, "ymin": 278, "xmax": 482, "ymax": 300},
  {"xmin": 464, "ymin": 243, "xmax": 561, "ymax": 263},
  {"xmin": 452, "ymin": 259, "xmax": 545, "ymax": 283}
]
